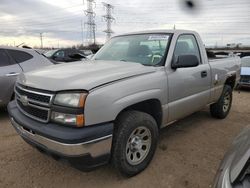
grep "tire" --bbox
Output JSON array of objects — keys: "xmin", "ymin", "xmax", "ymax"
[
  {"xmin": 112, "ymin": 110, "xmax": 158, "ymax": 177},
  {"xmin": 210, "ymin": 85, "xmax": 233, "ymax": 119}
]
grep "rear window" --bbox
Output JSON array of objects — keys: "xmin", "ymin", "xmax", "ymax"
[{"xmin": 7, "ymin": 50, "xmax": 33, "ymax": 63}]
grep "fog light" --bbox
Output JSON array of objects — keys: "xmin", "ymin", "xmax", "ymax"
[{"xmin": 51, "ymin": 112, "xmax": 84, "ymax": 127}]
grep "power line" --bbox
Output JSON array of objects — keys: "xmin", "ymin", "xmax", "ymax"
[{"xmin": 102, "ymin": 2, "xmax": 115, "ymax": 40}]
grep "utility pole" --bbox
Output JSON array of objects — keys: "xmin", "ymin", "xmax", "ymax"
[
  {"xmin": 84, "ymin": 0, "xmax": 96, "ymax": 45},
  {"xmin": 102, "ymin": 2, "xmax": 115, "ymax": 40},
  {"xmin": 40, "ymin": 33, "xmax": 43, "ymax": 49},
  {"xmin": 81, "ymin": 20, "xmax": 84, "ymax": 46}
]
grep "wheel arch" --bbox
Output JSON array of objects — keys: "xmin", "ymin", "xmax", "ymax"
[
  {"xmin": 225, "ymin": 74, "xmax": 236, "ymax": 89},
  {"xmin": 114, "ymin": 99, "xmax": 163, "ymax": 129}
]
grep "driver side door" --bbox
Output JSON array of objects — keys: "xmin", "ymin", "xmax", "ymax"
[{"xmin": 167, "ymin": 34, "xmax": 211, "ymax": 122}]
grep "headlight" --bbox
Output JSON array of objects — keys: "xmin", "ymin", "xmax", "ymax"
[
  {"xmin": 51, "ymin": 112, "xmax": 84, "ymax": 127},
  {"xmin": 54, "ymin": 92, "xmax": 87, "ymax": 108},
  {"xmin": 52, "ymin": 92, "xmax": 87, "ymax": 127}
]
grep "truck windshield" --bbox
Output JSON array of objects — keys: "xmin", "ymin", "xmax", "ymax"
[
  {"xmin": 242, "ymin": 57, "xmax": 250, "ymax": 67},
  {"xmin": 94, "ymin": 34, "xmax": 171, "ymax": 66}
]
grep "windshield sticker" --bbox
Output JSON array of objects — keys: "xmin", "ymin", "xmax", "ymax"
[{"xmin": 148, "ymin": 35, "xmax": 169, "ymax": 41}]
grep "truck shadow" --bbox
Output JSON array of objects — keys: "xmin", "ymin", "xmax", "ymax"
[
  {"xmin": 0, "ymin": 107, "xmax": 8, "ymax": 119},
  {"xmin": 239, "ymin": 87, "xmax": 250, "ymax": 92}
]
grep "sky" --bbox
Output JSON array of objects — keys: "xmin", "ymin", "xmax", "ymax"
[{"xmin": 0, "ymin": 0, "xmax": 250, "ymax": 48}]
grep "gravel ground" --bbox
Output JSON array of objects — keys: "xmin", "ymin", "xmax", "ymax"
[{"xmin": 0, "ymin": 90, "xmax": 250, "ymax": 188}]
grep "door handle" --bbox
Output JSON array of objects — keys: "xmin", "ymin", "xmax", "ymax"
[
  {"xmin": 5, "ymin": 72, "xmax": 20, "ymax": 77},
  {"xmin": 201, "ymin": 71, "xmax": 207, "ymax": 78}
]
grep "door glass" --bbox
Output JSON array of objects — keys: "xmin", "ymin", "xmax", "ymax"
[
  {"xmin": 174, "ymin": 35, "xmax": 201, "ymax": 63},
  {"xmin": 0, "ymin": 50, "xmax": 11, "ymax": 67},
  {"xmin": 54, "ymin": 51, "xmax": 65, "ymax": 58}
]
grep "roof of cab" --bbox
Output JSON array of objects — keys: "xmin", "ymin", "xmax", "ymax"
[{"xmin": 114, "ymin": 29, "xmax": 198, "ymax": 37}]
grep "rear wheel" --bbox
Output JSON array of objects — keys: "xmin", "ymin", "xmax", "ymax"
[
  {"xmin": 112, "ymin": 111, "xmax": 158, "ymax": 177},
  {"xmin": 210, "ymin": 85, "xmax": 233, "ymax": 119}
]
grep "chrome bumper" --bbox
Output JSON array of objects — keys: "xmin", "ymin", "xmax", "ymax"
[{"xmin": 10, "ymin": 118, "xmax": 112, "ymax": 157}]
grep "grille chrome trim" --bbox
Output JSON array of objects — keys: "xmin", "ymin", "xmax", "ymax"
[
  {"xmin": 14, "ymin": 84, "xmax": 54, "ymax": 123},
  {"xmin": 15, "ymin": 84, "xmax": 54, "ymax": 106},
  {"xmin": 15, "ymin": 89, "xmax": 51, "ymax": 107}
]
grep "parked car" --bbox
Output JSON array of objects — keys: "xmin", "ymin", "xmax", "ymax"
[
  {"xmin": 0, "ymin": 46, "xmax": 52, "ymax": 107},
  {"xmin": 8, "ymin": 30, "xmax": 241, "ymax": 176},
  {"xmin": 44, "ymin": 49, "xmax": 86, "ymax": 63},
  {"xmin": 213, "ymin": 126, "xmax": 250, "ymax": 188},
  {"xmin": 239, "ymin": 56, "xmax": 250, "ymax": 87},
  {"xmin": 80, "ymin": 49, "xmax": 93, "ymax": 56}
]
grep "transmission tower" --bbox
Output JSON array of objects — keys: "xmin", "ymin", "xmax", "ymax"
[
  {"xmin": 84, "ymin": 0, "xmax": 96, "ymax": 44},
  {"xmin": 102, "ymin": 2, "xmax": 115, "ymax": 40}
]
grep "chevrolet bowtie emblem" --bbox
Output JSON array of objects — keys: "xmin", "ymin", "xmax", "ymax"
[{"xmin": 20, "ymin": 95, "xmax": 28, "ymax": 106}]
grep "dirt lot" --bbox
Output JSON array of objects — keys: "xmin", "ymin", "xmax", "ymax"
[{"xmin": 0, "ymin": 90, "xmax": 250, "ymax": 188}]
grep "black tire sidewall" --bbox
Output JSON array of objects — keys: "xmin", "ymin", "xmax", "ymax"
[
  {"xmin": 113, "ymin": 111, "xmax": 158, "ymax": 176},
  {"xmin": 210, "ymin": 85, "xmax": 233, "ymax": 119}
]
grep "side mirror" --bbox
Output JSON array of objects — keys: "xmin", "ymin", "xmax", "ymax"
[{"xmin": 172, "ymin": 55, "xmax": 199, "ymax": 69}]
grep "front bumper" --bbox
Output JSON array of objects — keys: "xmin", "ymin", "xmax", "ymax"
[{"xmin": 8, "ymin": 101, "xmax": 113, "ymax": 170}]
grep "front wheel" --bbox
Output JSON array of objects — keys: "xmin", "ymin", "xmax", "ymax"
[
  {"xmin": 210, "ymin": 85, "xmax": 233, "ymax": 119},
  {"xmin": 112, "ymin": 111, "xmax": 158, "ymax": 177}
]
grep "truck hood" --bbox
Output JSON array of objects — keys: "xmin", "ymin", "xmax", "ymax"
[{"xmin": 17, "ymin": 60, "xmax": 156, "ymax": 91}]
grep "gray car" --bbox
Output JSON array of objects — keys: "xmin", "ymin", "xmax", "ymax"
[
  {"xmin": 0, "ymin": 46, "xmax": 52, "ymax": 107},
  {"xmin": 213, "ymin": 126, "xmax": 250, "ymax": 188}
]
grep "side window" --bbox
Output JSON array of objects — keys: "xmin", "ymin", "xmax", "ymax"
[
  {"xmin": 54, "ymin": 50, "xmax": 65, "ymax": 58},
  {"xmin": 0, "ymin": 49, "xmax": 11, "ymax": 67},
  {"xmin": 8, "ymin": 50, "xmax": 33, "ymax": 63},
  {"xmin": 174, "ymin": 35, "xmax": 201, "ymax": 63}
]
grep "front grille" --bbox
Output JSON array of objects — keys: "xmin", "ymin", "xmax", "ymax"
[
  {"xmin": 240, "ymin": 75, "xmax": 250, "ymax": 83},
  {"xmin": 15, "ymin": 84, "xmax": 54, "ymax": 123},
  {"xmin": 15, "ymin": 86, "xmax": 51, "ymax": 104},
  {"xmin": 17, "ymin": 100, "xmax": 49, "ymax": 121}
]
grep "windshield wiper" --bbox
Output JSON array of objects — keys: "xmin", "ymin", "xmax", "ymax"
[{"xmin": 119, "ymin": 59, "xmax": 127, "ymax": 62}]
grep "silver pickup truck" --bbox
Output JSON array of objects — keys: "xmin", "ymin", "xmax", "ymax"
[{"xmin": 8, "ymin": 30, "xmax": 241, "ymax": 176}]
